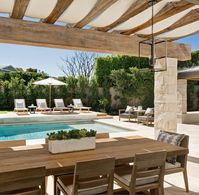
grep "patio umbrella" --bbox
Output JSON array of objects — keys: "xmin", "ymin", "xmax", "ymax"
[{"xmin": 33, "ymin": 78, "xmax": 66, "ymax": 108}]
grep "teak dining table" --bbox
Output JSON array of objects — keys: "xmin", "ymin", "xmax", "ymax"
[{"xmin": 0, "ymin": 136, "xmax": 188, "ymax": 177}]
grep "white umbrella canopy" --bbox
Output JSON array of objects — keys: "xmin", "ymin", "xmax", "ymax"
[{"xmin": 33, "ymin": 78, "xmax": 66, "ymax": 108}]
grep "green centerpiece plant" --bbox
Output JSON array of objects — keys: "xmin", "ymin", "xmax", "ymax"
[{"xmin": 47, "ymin": 129, "xmax": 97, "ymax": 154}]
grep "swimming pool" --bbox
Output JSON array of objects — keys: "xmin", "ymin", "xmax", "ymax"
[{"xmin": 0, "ymin": 122, "xmax": 127, "ymax": 140}]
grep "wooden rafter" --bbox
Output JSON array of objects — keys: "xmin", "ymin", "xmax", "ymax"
[
  {"xmin": 96, "ymin": 0, "xmax": 162, "ymax": 32},
  {"xmin": 42, "ymin": 0, "xmax": 73, "ymax": 24},
  {"xmin": 143, "ymin": 8, "xmax": 199, "ymax": 38},
  {"xmin": 121, "ymin": 1, "xmax": 194, "ymax": 35},
  {"xmin": 74, "ymin": 0, "xmax": 118, "ymax": 28},
  {"xmin": 0, "ymin": 17, "xmax": 191, "ymax": 61},
  {"xmin": 11, "ymin": 0, "xmax": 30, "ymax": 19}
]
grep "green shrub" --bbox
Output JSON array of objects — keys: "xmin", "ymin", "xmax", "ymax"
[{"xmin": 47, "ymin": 129, "xmax": 97, "ymax": 140}]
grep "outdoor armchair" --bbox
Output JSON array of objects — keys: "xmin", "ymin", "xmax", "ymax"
[
  {"xmin": 72, "ymin": 98, "xmax": 91, "ymax": 112},
  {"xmin": 119, "ymin": 106, "xmax": 136, "ymax": 122},
  {"xmin": 53, "ymin": 99, "xmax": 72, "ymax": 112},
  {"xmin": 0, "ymin": 166, "xmax": 46, "ymax": 195},
  {"xmin": 56, "ymin": 157, "xmax": 115, "ymax": 195},
  {"xmin": 114, "ymin": 150, "xmax": 166, "ymax": 195},
  {"xmin": 157, "ymin": 130, "xmax": 189, "ymax": 192},
  {"xmin": 14, "ymin": 99, "xmax": 28, "ymax": 114},
  {"xmin": 36, "ymin": 99, "xmax": 51, "ymax": 112},
  {"xmin": 137, "ymin": 107, "xmax": 154, "ymax": 126}
]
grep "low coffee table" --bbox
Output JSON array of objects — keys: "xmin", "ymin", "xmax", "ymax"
[{"xmin": 28, "ymin": 105, "xmax": 37, "ymax": 114}]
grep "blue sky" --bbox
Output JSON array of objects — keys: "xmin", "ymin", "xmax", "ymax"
[{"xmin": 0, "ymin": 33, "xmax": 198, "ymax": 77}]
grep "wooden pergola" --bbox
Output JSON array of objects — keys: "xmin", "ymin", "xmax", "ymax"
[
  {"xmin": 0, "ymin": 0, "xmax": 199, "ymax": 133},
  {"xmin": 0, "ymin": 0, "xmax": 198, "ymax": 61}
]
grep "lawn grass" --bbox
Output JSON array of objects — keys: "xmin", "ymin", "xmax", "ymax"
[{"xmin": 0, "ymin": 111, "xmax": 9, "ymax": 114}]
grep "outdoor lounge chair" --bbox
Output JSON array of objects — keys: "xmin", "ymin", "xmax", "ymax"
[
  {"xmin": 0, "ymin": 166, "xmax": 46, "ymax": 194},
  {"xmin": 157, "ymin": 131, "xmax": 189, "ymax": 192},
  {"xmin": 114, "ymin": 150, "xmax": 166, "ymax": 195},
  {"xmin": 137, "ymin": 107, "xmax": 154, "ymax": 126},
  {"xmin": 14, "ymin": 99, "xmax": 28, "ymax": 114},
  {"xmin": 36, "ymin": 99, "xmax": 51, "ymax": 112},
  {"xmin": 56, "ymin": 157, "xmax": 115, "ymax": 195},
  {"xmin": 119, "ymin": 105, "xmax": 136, "ymax": 122},
  {"xmin": 53, "ymin": 99, "xmax": 72, "ymax": 112},
  {"xmin": 72, "ymin": 98, "xmax": 91, "ymax": 112}
]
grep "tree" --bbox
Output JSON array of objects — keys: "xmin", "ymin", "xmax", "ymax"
[{"xmin": 59, "ymin": 51, "xmax": 98, "ymax": 78}]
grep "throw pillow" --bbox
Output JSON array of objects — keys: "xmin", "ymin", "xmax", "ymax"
[
  {"xmin": 125, "ymin": 105, "xmax": 133, "ymax": 113},
  {"xmin": 157, "ymin": 130, "xmax": 185, "ymax": 164}
]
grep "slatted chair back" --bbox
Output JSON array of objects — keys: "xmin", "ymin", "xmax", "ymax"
[
  {"xmin": 130, "ymin": 151, "xmax": 167, "ymax": 191},
  {"xmin": 0, "ymin": 140, "xmax": 26, "ymax": 148},
  {"xmin": 0, "ymin": 166, "xmax": 46, "ymax": 194},
  {"xmin": 73, "ymin": 157, "xmax": 115, "ymax": 194},
  {"xmin": 96, "ymin": 133, "xmax": 110, "ymax": 139}
]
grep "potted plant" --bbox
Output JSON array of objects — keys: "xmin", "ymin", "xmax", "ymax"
[
  {"xmin": 47, "ymin": 129, "xmax": 96, "ymax": 154},
  {"xmin": 98, "ymin": 98, "xmax": 109, "ymax": 113}
]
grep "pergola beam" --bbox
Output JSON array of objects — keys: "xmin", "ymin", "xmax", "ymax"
[
  {"xmin": 0, "ymin": 17, "xmax": 191, "ymax": 61},
  {"xmin": 11, "ymin": 0, "xmax": 30, "ymax": 19},
  {"xmin": 121, "ymin": 1, "xmax": 194, "ymax": 35},
  {"xmin": 144, "ymin": 8, "xmax": 199, "ymax": 38},
  {"xmin": 185, "ymin": 0, "xmax": 199, "ymax": 5},
  {"xmin": 42, "ymin": 0, "xmax": 73, "ymax": 24},
  {"xmin": 96, "ymin": 0, "xmax": 162, "ymax": 32},
  {"xmin": 74, "ymin": 0, "xmax": 118, "ymax": 28}
]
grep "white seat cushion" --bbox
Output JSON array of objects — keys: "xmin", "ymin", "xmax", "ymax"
[
  {"xmin": 114, "ymin": 165, "xmax": 158, "ymax": 187},
  {"xmin": 165, "ymin": 162, "xmax": 181, "ymax": 169}
]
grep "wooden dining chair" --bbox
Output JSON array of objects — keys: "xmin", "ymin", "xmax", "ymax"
[
  {"xmin": 0, "ymin": 166, "xmax": 46, "ymax": 195},
  {"xmin": 114, "ymin": 151, "xmax": 167, "ymax": 195},
  {"xmin": 0, "ymin": 139, "xmax": 26, "ymax": 148},
  {"xmin": 56, "ymin": 157, "xmax": 115, "ymax": 195},
  {"xmin": 160, "ymin": 131, "xmax": 189, "ymax": 192},
  {"xmin": 96, "ymin": 133, "xmax": 110, "ymax": 139}
]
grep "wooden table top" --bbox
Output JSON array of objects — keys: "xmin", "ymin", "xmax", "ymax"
[{"xmin": 0, "ymin": 136, "xmax": 188, "ymax": 176}]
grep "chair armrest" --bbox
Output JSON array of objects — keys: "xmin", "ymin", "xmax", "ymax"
[{"xmin": 119, "ymin": 109, "xmax": 126, "ymax": 115}]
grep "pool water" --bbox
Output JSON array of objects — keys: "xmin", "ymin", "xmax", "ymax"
[{"xmin": 0, "ymin": 122, "xmax": 126, "ymax": 140}]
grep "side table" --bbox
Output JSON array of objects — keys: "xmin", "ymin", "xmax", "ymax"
[{"xmin": 28, "ymin": 105, "xmax": 37, "ymax": 114}]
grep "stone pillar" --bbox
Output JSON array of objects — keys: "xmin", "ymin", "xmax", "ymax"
[
  {"xmin": 177, "ymin": 79, "xmax": 187, "ymax": 114},
  {"xmin": 154, "ymin": 58, "xmax": 178, "ymax": 137}
]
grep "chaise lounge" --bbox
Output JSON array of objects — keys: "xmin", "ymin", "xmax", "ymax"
[
  {"xmin": 14, "ymin": 99, "xmax": 28, "ymax": 114},
  {"xmin": 72, "ymin": 99, "xmax": 91, "ymax": 112},
  {"xmin": 53, "ymin": 99, "xmax": 72, "ymax": 112},
  {"xmin": 36, "ymin": 99, "xmax": 51, "ymax": 112}
]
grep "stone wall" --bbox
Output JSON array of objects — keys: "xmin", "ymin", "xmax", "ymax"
[
  {"xmin": 154, "ymin": 58, "xmax": 178, "ymax": 136},
  {"xmin": 177, "ymin": 79, "xmax": 187, "ymax": 114}
]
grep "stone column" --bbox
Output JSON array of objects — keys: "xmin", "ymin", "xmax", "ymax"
[
  {"xmin": 154, "ymin": 58, "xmax": 178, "ymax": 137},
  {"xmin": 177, "ymin": 79, "xmax": 187, "ymax": 114}
]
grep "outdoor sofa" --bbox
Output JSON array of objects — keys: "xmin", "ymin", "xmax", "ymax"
[{"xmin": 119, "ymin": 105, "xmax": 137, "ymax": 122}]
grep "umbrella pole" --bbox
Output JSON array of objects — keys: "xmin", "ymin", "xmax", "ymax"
[{"xmin": 49, "ymin": 84, "xmax": 51, "ymax": 109}]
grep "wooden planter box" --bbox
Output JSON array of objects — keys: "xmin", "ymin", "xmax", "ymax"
[{"xmin": 48, "ymin": 137, "xmax": 96, "ymax": 154}]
